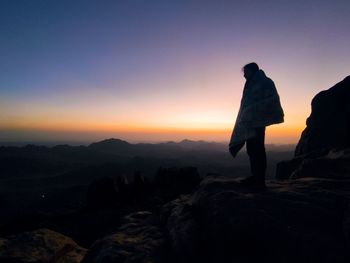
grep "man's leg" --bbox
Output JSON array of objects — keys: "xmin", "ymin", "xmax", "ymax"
[{"xmin": 246, "ymin": 127, "xmax": 267, "ymax": 183}]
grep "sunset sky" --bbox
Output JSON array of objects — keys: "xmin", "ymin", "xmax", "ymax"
[{"xmin": 1, "ymin": 0, "xmax": 350, "ymax": 144}]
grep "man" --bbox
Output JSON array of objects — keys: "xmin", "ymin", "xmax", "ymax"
[{"xmin": 229, "ymin": 62, "xmax": 284, "ymax": 188}]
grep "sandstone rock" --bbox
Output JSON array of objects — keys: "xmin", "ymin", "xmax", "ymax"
[{"xmin": 0, "ymin": 228, "xmax": 86, "ymax": 263}]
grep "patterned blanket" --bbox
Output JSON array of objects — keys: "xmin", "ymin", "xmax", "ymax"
[{"xmin": 229, "ymin": 70, "xmax": 284, "ymax": 148}]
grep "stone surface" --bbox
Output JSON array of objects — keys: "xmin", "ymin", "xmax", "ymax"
[
  {"xmin": 291, "ymin": 148, "xmax": 350, "ymax": 179},
  {"xmin": 0, "ymin": 228, "xmax": 86, "ymax": 263},
  {"xmin": 162, "ymin": 174, "xmax": 350, "ymax": 263},
  {"xmin": 276, "ymin": 148, "xmax": 350, "ymax": 180},
  {"xmin": 81, "ymin": 211, "xmax": 167, "ymax": 263}
]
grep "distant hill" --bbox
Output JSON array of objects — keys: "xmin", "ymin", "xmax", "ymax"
[
  {"xmin": 88, "ymin": 138, "xmax": 134, "ymax": 153},
  {"xmin": 0, "ymin": 138, "xmax": 295, "ymax": 162},
  {"xmin": 0, "ymin": 138, "xmax": 295, "ymax": 180}
]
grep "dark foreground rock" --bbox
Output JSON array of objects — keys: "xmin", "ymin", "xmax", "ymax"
[
  {"xmin": 81, "ymin": 211, "xmax": 167, "ymax": 263},
  {"xmin": 2, "ymin": 174, "xmax": 350, "ymax": 263},
  {"xmin": 78, "ymin": 174, "xmax": 350, "ymax": 263},
  {"xmin": 0, "ymin": 228, "xmax": 87, "ymax": 262},
  {"xmin": 162, "ymin": 175, "xmax": 350, "ymax": 263}
]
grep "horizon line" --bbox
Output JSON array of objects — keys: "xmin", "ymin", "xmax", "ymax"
[{"xmin": 0, "ymin": 137, "xmax": 298, "ymax": 147}]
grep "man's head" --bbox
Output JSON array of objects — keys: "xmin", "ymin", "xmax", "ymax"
[{"xmin": 242, "ymin": 62, "xmax": 259, "ymax": 80}]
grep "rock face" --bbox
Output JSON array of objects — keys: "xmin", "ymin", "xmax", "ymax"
[
  {"xmin": 295, "ymin": 76, "xmax": 350, "ymax": 156},
  {"xmin": 277, "ymin": 76, "xmax": 350, "ymax": 179},
  {"xmin": 162, "ymin": 175, "xmax": 350, "ymax": 263},
  {"xmin": 0, "ymin": 228, "xmax": 86, "ymax": 263}
]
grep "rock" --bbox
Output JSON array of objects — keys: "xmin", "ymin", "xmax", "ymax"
[
  {"xmin": 81, "ymin": 174, "xmax": 350, "ymax": 263},
  {"xmin": 87, "ymin": 176, "xmax": 117, "ymax": 209},
  {"xmin": 164, "ymin": 196, "xmax": 200, "ymax": 263},
  {"xmin": 291, "ymin": 148, "xmax": 350, "ymax": 179},
  {"xmin": 276, "ymin": 76, "xmax": 350, "ymax": 180},
  {"xmin": 276, "ymin": 148, "xmax": 332, "ymax": 179},
  {"xmin": 164, "ymin": 175, "xmax": 350, "ymax": 263},
  {"xmin": 295, "ymin": 76, "xmax": 350, "ymax": 156},
  {"xmin": 81, "ymin": 211, "xmax": 167, "ymax": 263},
  {"xmin": 0, "ymin": 228, "xmax": 86, "ymax": 263}
]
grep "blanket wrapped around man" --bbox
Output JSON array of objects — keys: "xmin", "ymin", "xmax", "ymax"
[{"xmin": 229, "ymin": 69, "xmax": 284, "ymax": 148}]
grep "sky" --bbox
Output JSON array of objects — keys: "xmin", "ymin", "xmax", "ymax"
[{"xmin": 1, "ymin": 0, "xmax": 349, "ymax": 144}]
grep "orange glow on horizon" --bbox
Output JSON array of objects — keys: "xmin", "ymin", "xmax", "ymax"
[
  {"xmin": 0, "ymin": 56, "xmax": 313, "ymax": 145},
  {"xmin": 0, "ymin": 119, "xmax": 304, "ymax": 144}
]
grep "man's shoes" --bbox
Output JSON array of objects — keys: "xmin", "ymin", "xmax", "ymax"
[{"xmin": 239, "ymin": 176, "xmax": 266, "ymax": 190}]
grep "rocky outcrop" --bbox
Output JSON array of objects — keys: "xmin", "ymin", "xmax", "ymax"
[
  {"xmin": 3, "ymin": 162, "xmax": 348, "ymax": 263},
  {"xmin": 290, "ymin": 148, "xmax": 350, "ymax": 179},
  {"xmin": 161, "ymin": 195, "xmax": 199, "ymax": 263},
  {"xmin": 81, "ymin": 211, "xmax": 167, "ymax": 263},
  {"xmin": 295, "ymin": 76, "xmax": 350, "ymax": 156},
  {"xmin": 276, "ymin": 148, "xmax": 350, "ymax": 180},
  {"xmin": 162, "ymin": 174, "xmax": 350, "ymax": 263},
  {"xmin": 277, "ymin": 76, "xmax": 350, "ymax": 179},
  {"xmin": 0, "ymin": 228, "xmax": 86, "ymax": 262},
  {"xmin": 80, "ymin": 174, "xmax": 350, "ymax": 263}
]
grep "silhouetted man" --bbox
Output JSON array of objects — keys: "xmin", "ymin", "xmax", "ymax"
[{"xmin": 229, "ymin": 63, "xmax": 284, "ymax": 188}]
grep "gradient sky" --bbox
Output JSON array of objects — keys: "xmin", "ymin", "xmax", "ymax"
[{"xmin": 1, "ymin": 0, "xmax": 349, "ymax": 144}]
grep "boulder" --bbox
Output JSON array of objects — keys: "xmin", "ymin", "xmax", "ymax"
[
  {"xmin": 277, "ymin": 76, "xmax": 350, "ymax": 179},
  {"xmin": 295, "ymin": 76, "xmax": 350, "ymax": 156},
  {"xmin": 161, "ymin": 195, "xmax": 200, "ymax": 263},
  {"xmin": 291, "ymin": 148, "xmax": 350, "ymax": 179},
  {"xmin": 81, "ymin": 211, "xmax": 167, "ymax": 263},
  {"xmin": 0, "ymin": 228, "xmax": 86, "ymax": 263}
]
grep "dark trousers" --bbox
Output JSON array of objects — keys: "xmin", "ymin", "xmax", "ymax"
[{"xmin": 229, "ymin": 127, "xmax": 267, "ymax": 181}]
